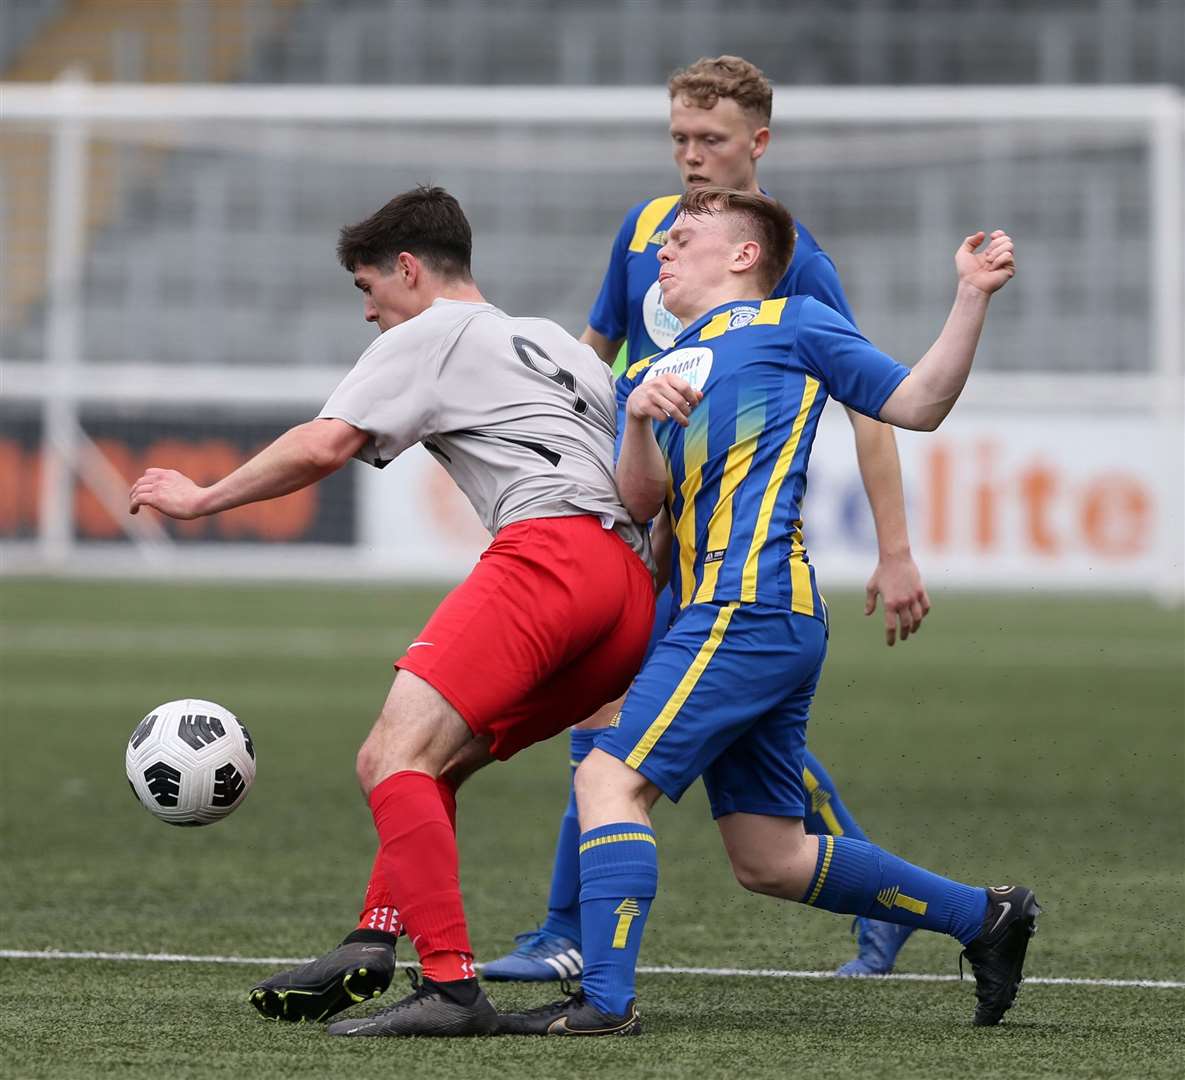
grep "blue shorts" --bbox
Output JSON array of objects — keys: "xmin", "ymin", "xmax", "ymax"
[{"xmin": 595, "ymin": 601, "xmax": 828, "ymax": 819}]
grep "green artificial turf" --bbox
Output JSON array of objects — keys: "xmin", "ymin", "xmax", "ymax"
[{"xmin": 1, "ymin": 579, "xmax": 1182, "ymax": 1079}]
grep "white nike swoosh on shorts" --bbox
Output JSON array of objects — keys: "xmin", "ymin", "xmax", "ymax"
[{"xmin": 407, "ymin": 642, "xmax": 435, "ymax": 649}]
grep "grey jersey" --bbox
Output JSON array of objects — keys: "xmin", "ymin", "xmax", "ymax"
[{"xmin": 320, "ymin": 299, "xmax": 651, "ymax": 569}]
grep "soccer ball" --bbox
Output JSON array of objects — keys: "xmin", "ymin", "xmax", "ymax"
[{"xmin": 125, "ymin": 699, "xmax": 256, "ymax": 826}]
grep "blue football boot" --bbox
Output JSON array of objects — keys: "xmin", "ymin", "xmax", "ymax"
[
  {"xmin": 835, "ymin": 918, "xmax": 916, "ymax": 976},
  {"xmin": 481, "ymin": 929, "xmax": 582, "ymax": 982}
]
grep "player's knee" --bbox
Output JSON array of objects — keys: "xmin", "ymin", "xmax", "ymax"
[
  {"xmin": 572, "ymin": 749, "xmax": 612, "ymax": 802},
  {"xmin": 730, "ymin": 856, "xmax": 791, "ymax": 898},
  {"xmin": 439, "ymin": 737, "xmax": 494, "ymax": 790},
  {"xmin": 355, "ymin": 736, "xmax": 383, "ymax": 796},
  {"xmin": 573, "ymin": 748, "xmax": 653, "ymax": 827}
]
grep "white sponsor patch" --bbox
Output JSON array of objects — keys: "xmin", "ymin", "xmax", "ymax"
[
  {"xmin": 642, "ymin": 279, "xmax": 683, "ymax": 351},
  {"xmin": 642, "ymin": 346, "xmax": 714, "ymax": 393}
]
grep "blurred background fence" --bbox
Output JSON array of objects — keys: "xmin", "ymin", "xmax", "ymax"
[{"xmin": 1, "ymin": 0, "xmax": 1182, "ymax": 597}]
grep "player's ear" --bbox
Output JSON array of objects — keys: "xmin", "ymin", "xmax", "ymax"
[
  {"xmin": 751, "ymin": 126, "xmax": 770, "ymax": 161},
  {"xmin": 733, "ymin": 239, "xmax": 762, "ymax": 275},
  {"xmin": 397, "ymin": 251, "xmax": 418, "ymax": 285}
]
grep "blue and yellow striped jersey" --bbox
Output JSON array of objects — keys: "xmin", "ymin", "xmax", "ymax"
[{"xmin": 615, "ymin": 295, "xmax": 910, "ymax": 619}]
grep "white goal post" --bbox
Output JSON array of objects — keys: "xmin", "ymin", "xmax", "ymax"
[{"xmin": 1, "ymin": 78, "xmax": 1182, "ymax": 595}]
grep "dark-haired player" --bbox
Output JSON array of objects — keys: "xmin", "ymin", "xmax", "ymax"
[
  {"xmin": 500, "ymin": 188, "xmax": 1038, "ymax": 1035},
  {"xmin": 130, "ymin": 186, "xmax": 657, "ymax": 1037}
]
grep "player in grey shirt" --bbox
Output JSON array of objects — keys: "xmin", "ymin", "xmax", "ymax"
[
  {"xmin": 318, "ymin": 295, "xmax": 649, "ymax": 566},
  {"xmin": 130, "ymin": 186, "xmax": 659, "ymax": 1038}
]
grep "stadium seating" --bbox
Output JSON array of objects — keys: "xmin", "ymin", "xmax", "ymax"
[{"xmin": 1, "ymin": 0, "xmax": 1178, "ymax": 373}]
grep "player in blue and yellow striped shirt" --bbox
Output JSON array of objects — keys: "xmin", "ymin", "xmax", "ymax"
[
  {"xmin": 500, "ymin": 189, "xmax": 1039, "ymax": 1036},
  {"xmin": 486, "ymin": 54, "xmax": 928, "ymax": 985}
]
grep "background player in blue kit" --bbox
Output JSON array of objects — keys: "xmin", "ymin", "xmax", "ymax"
[
  {"xmin": 485, "ymin": 55, "xmax": 928, "ymax": 982},
  {"xmin": 498, "ymin": 187, "xmax": 1037, "ymax": 1037}
]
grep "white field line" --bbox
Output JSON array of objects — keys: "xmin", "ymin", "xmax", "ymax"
[{"xmin": 1, "ymin": 949, "xmax": 1181, "ymax": 990}]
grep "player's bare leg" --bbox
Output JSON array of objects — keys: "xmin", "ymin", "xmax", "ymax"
[
  {"xmin": 439, "ymin": 735, "xmax": 495, "ymax": 790},
  {"xmin": 353, "ymin": 668, "xmax": 475, "ymax": 789}
]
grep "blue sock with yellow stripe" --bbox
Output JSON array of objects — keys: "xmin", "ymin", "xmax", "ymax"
[
  {"xmin": 803, "ymin": 835, "xmax": 987, "ymax": 946},
  {"xmin": 578, "ymin": 823, "xmax": 658, "ymax": 1015},
  {"xmin": 801, "ymin": 750, "xmax": 869, "ymax": 842},
  {"xmin": 539, "ymin": 728, "xmax": 601, "ymax": 942}
]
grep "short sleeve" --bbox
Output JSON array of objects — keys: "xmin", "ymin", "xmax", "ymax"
[
  {"xmin": 795, "ymin": 298, "xmax": 910, "ymax": 419},
  {"xmin": 587, "ymin": 213, "xmax": 634, "ymax": 342},
  {"xmin": 318, "ymin": 319, "xmax": 443, "ymax": 468},
  {"xmin": 791, "ymin": 251, "xmax": 858, "ymax": 327}
]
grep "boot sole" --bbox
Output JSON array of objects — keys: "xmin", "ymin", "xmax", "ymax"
[
  {"xmin": 329, "ymin": 1001, "xmax": 501, "ymax": 1036},
  {"xmin": 249, "ymin": 965, "xmax": 391, "ymax": 1023}
]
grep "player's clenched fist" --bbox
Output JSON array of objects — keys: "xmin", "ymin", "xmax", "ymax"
[
  {"xmin": 129, "ymin": 467, "xmax": 205, "ymax": 519},
  {"xmin": 626, "ymin": 373, "xmax": 703, "ymax": 428},
  {"xmin": 956, "ymin": 230, "xmax": 1016, "ymax": 296}
]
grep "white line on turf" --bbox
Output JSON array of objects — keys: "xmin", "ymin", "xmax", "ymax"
[{"xmin": 1, "ymin": 950, "xmax": 1181, "ymax": 990}]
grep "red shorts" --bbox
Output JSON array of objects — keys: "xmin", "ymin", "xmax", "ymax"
[{"xmin": 395, "ymin": 515, "xmax": 655, "ymax": 760}]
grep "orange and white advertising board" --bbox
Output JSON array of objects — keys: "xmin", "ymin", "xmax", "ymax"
[{"xmin": 361, "ymin": 405, "xmax": 1184, "ymax": 597}]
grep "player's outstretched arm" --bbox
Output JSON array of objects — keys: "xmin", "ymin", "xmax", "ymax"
[
  {"xmin": 129, "ymin": 418, "xmax": 367, "ymax": 519},
  {"xmin": 846, "ymin": 410, "xmax": 931, "ymax": 646},
  {"xmin": 615, "ymin": 373, "xmax": 701, "ymax": 522},
  {"xmin": 879, "ymin": 230, "xmax": 1015, "ymax": 432}
]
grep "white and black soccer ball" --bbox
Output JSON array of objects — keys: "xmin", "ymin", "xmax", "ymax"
[{"xmin": 125, "ymin": 699, "xmax": 256, "ymax": 826}]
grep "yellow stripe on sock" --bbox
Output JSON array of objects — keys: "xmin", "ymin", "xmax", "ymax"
[
  {"xmin": 611, "ymin": 898, "xmax": 642, "ymax": 949},
  {"xmin": 894, "ymin": 892, "xmax": 928, "ymax": 916},
  {"xmin": 876, "ymin": 885, "xmax": 929, "ymax": 917},
  {"xmin": 802, "ymin": 766, "xmax": 845, "ymax": 837},
  {"xmin": 578, "ymin": 831, "xmax": 657, "ymax": 854},
  {"xmin": 805, "ymin": 834, "xmax": 835, "ymax": 906}
]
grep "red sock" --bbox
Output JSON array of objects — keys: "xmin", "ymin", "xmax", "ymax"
[
  {"xmin": 357, "ymin": 847, "xmax": 404, "ymax": 936},
  {"xmin": 436, "ymin": 775, "xmax": 458, "ymax": 830},
  {"xmin": 357, "ymin": 776, "xmax": 459, "ymax": 936},
  {"xmin": 369, "ymin": 770, "xmax": 474, "ymax": 982}
]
